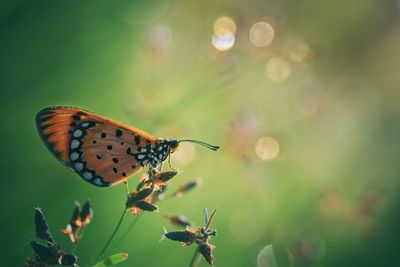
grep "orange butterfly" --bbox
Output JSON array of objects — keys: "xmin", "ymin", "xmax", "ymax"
[{"xmin": 36, "ymin": 107, "xmax": 219, "ymax": 187}]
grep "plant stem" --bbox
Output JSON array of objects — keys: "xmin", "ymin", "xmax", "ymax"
[
  {"xmin": 189, "ymin": 248, "xmax": 201, "ymax": 267},
  {"xmin": 93, "ymin": 207, "xmax": 128, "ymax": 263},
  {"xmin": 110, "ymin": 214, "xmax": 142, "ymax": 251}
]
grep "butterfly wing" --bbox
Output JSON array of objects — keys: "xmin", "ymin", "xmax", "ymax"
[{"xmin": 36, "ymin": 106, "xmax": 158, "ymax": 187}]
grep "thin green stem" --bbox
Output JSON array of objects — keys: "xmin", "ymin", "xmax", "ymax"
[
  {"xmin": 110, "ymin": 214, "xmax": 142, "ymax": 251},
  {"xmin": 93, "ymin": 207, "xmax": 128, "ymax": 263},
  {"xmin": 189, "ymin": 248, "xmax": 201, "ymax": 267}
]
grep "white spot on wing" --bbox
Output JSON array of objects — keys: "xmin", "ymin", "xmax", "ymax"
[
  {"xmin": 94, "ymin": 178, "xmax": 102, "ymax": 185},
  {"xmin": 74, "ymin": 162, "xmax": 84, "ymax": 171},
  {"xmin": 70, "ymin": 139, "xmax": 80, "ymax": 149},
  {"xmin": 83, "ymin": 172, "xmax": 93, "ymax": 180},
  {"xmin": 73, "ymin": 129, "xmax": 83, "ymax": 138},
  {"xmin": 81, "ymin": 122, "xmax": 89, "ymax": 128},
  {"xmin": 70, "ymin": 152, "xmax": 79, "ymax": 161}
]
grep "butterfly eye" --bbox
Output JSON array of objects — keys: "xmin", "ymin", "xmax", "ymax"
[{"xmin": 167, "ymin": 140, "xmax": 179, "ymax": 152}]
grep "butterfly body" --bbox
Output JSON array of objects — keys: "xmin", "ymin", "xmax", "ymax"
[{"xmin": 36, "ymin": 107, "xmax": 180, "ymax": 187}]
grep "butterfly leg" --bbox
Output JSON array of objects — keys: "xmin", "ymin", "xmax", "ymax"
[
  {"xmin": 167, "ymin": 154, "xmax": 178, "ymax": 171},
  {"xmin": 123, "ymin": 181, "xmax": 130, "ymax": 196}
]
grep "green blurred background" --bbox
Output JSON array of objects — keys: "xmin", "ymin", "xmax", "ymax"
[{"xmin": 1, "ymin": 0, "xmax": 400, "ymax": 266}]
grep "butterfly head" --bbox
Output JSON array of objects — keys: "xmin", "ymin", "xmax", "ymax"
[
  {"xmin": 167, "ymin": 139, "xmax": 180, "ymax": 153},
  {"xmin": 149, "ymin": 139, "xmax": 177, "ymax": 167}
]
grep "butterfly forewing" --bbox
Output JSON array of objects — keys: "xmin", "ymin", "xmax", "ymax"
[{"xmin": 36, "ymin": 106, "xmax": 158, "ymax": 187}]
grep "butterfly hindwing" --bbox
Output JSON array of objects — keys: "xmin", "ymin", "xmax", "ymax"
[{"xmin": 36, "ymin": 106, "xmax": 158, "ymax": 187}]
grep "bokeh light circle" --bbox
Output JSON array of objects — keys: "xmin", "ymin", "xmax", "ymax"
[
  {"xmin": 249, "ymin": 22, "xmax": 274, "ymax": 47},
  {"xmin": 265, "ymin": 57, "xmax": 292, "ymax": 82},
  {"xmin": 255, "ymin": 137, "xmax": 280, "ymax": 161},
  {"xmin": 291, "ymin": 79, "xmax": 323, "ymax": 117},
  {"xmin": 257, "ymin": 245, "xmax": 278, "ymax": 267},
  {"xmin": 287, "ymin": 40, "xmax": 310, "ymax": 63},
  {"xmin": 212, "ymin": 34, "xmax": 235, "ymax": 51},
  {"xmin": 229, "ymin": 209, "xmax": 265, "ymax": 244},
  {"xmin": 214, "ymin": 16, "xmax": 237, "ymax": 38},
  {"xmin": 148, "ymin": 24, "xmax": 172, "ymax": 51},
  {"xmin": 172, "ymin": 142, "xmax": 197, "ymax": 165},
  {"xmin": 212, "ymin": 16, "xmax": 236, "ymax": 51}
]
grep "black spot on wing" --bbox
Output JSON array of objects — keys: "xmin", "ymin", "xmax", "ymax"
[
  {"xmin": 135, "ymin": 136, "xmax": 140, "ymax": 145},
  {"xmin": 116, "ymin": 129, "xmax": 123, "ymax": 137},
  {"xmin": 72, "ymin": 114, "xmax": 81, "ymax": 121}
]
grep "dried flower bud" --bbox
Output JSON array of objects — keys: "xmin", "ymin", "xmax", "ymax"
[
  {"xmin": 164, "ymin": 230, "xmax": 197, "ymax": 246},
  {"xmin": 198, "ymin": 242, "xmax": 214, "ymax": 265},
  {"xmin": 136, "ymin": 187, "xmax": 154, "ymax": 200},
  {"xmin": 30, "ymin": 240, "xmax": 60, "ymax": 265},
  {"xmin": 60, "ymin": 253, "xmax": 78, "ymax": 266},
  {"xmin": 134, "ymin": 200, "xmax": 158, "ymax": 212},
  {"xmin": 155, "ymin": 171, "xmax": 179, "ymax": 183},
  {"xmin": 126, "ymin": 189, "xmax": 151, "ymax": 208},
  {"xmin": 165, "ymin": 214, "xmax": 192, "ymax": 228},
  {"xmin": 70, "ymin": 203, "xmax": 82, "ymax": 227},
  {"xmin": 61, "ymin": 225, "xmax": 78, "ymax": 244},
  {"xmin": 62, "ymin": 200, "xmax": 94, "ymax": 244},
  {"xmin": 206, "ymin": 229, "xmax": 217, "ymax": 238},
  {"xmin": 162, "ymin": 209, "xmax": 217, "ymax": 265},
  {"xmin": 34, "ymin": 208, "xmax": 53, "ymax": 241},
  {"xmin": 173, "ymin": 178, "xmax": 202, "ymax": 197},
  {"xmin": 80, "ymin": 200, "xmax": 93, "ymax": 225},
  {"xmin": 136, "ymin": 178, "xmax": 147, "ymax": 191}
]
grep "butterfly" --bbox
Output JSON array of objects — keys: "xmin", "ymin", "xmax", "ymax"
[{"xmin": 36, "ymin": 106, "xmax": 219, "ymax": 187}]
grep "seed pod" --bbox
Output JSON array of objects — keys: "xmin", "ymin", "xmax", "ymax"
[
  {"xmin": 34, "ymin": 208, "xmax": 53, "ymax": 241},
  {"xmin": 155, "ymin": 171, "xmax": 179, "ymax": 183},
  {"xmin": 126, "ymin": 188, "xmax": 154, "ymax": 208},
  {"xmin": 70, "ymin": 203, "xmax": 82, "ymax": 227},
  {"xmin": 206, "ymin": 229, "xmax": 217, "ymax": 238},
  {"xmin": 136, "ymin": 178, "xmax": 147, "ymax": 191},
  {"xmin": 80, "ymin": 200, "xmax": 93, "ymax": 225},
  {"xmin": 164, "ymin": 230, "xmax": 197, "ymax": 245},
  {"xmin": 173, "ymin": 178, "xmax": 202, "ymax": 197},
  {"xmin": 134, "ymin": 200, "xmax": 158, "ymax": 212},
  {"xmin": 136, "ymin": 187, "xmax": 154, "ymax": 200},
  {"xmin": 198, "ymin": 242, "xmax": 214, "ymax": 265},
  {"xmin": 30, "ymin": 241, "xmax": 60, "ymax": 265},
  {"xmin": 60, "ymin": 253, "xmax": 78, "ymax": 266},
  {"xmin": 165, "ymin": 214, "xmax": 192, "ymax": 228},
  {"xmin": 62, "ymin": 201, "xmax": 92, "ymax": 244}
]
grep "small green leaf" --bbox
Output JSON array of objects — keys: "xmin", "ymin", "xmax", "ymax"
[{"xmin": 92, "ymin": 253, "xmax": 128, "ymax": 267}]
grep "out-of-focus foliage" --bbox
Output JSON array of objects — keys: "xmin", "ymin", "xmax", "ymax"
[{"xmin": 1, "ymin": 0, "xmax": 400, "ymax": 266}]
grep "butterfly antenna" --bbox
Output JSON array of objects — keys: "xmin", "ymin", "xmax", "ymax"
[{"xmin": 179, "ymin": 139, "xmax": 220, "ymax": 151}]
